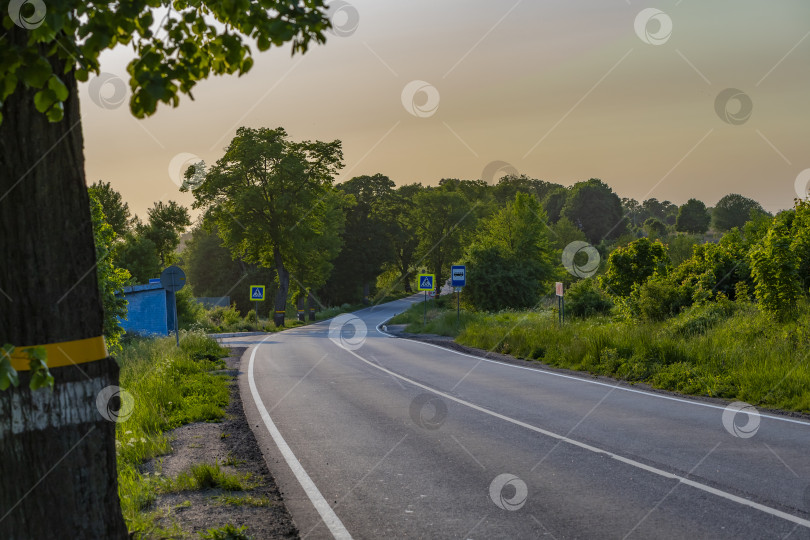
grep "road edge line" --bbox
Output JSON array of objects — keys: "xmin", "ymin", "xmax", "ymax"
[
  {"xmin": 374, "ymin": 320, "xmax": 810, "ymax": 428},
  {"xmin": 342, "ymin": 341, "xmax": 810, "ymax": 530},
  {"xmin": 248, "ymin": 335, "xmax": 353, "ymax": 540}
]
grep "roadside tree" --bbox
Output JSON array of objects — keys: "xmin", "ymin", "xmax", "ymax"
[
  {"xmin": 465, "ymin": 193, "xmax": 555, "ymax": 310},
  {"xmin": 89, "ymin": 181, "xmax": 132, "ymax": 237},
  {"xmin": 186, "ymin": 127, "xmax": 345, "ymax": 326},
  {"xmin": 412, "ymin": 187, "xmax": 477, "ymax": 293}
]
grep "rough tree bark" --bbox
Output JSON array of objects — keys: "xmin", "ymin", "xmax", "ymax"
[
  {"xmin": 0, "ymin": 26, "xmax": 128, "ymax": 539},
  {"xmin": 273, "ymin": 246, "xmax": 289, "ymax": 327},
  {"xmin": 296, "ymin": 295, "xmax": 305, "ymax": 322},
  {"xmin": 307, "ymin": 291, "xmax": 316, "ymax": 321}
]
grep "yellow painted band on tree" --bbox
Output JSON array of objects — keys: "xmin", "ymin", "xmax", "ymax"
[{"xmin": 8, "ymin": 336, "xmax": 108, "ymax": 371}]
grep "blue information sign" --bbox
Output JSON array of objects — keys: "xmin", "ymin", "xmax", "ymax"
[{"xmin": 451, "ymin": 265, "xmax": 466, "ymax": 287}]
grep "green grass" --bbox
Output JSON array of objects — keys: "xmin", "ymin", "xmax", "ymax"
[
  {"xmin": 388, "ymin": 297, "xmax": 476, "ymax": 337},
  {"xmin": 116, "ymin": 331, "xmax": 231, "ymax": 536},
  {"xmin": 390, "ymin": 298, "xmax": 810, "ymax": 412},
  {"xmin": 199, "ymin": 524, "xmax": 252, "ymax": 540},
  {"xmin": 159, "ymin": 461, "xmax": 259, "ymax": 493},
  {"xmin": 210, "ymin": 494, "xmax": 270, "ymax": 507}
]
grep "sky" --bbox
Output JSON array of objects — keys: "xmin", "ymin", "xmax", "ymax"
[{"xmin": 79, "ymin": 0, "xmax": 810, "ymax": 219}]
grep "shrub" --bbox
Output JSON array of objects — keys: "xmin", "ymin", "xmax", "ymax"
[
  {"xmin": 464, "ymin": 246, "xmax": 548, "ymax": 311},
  {"xmin": 750, "ymin": 218, "xmax": 801, "ymax": 318},
  {"xmin": 207, "ymin": 305, "xmax": 241, "ymax": 328},
  {"xmin": 176, "ymin": 287, "xmax": 206, "ymax": 329},
  {"xmin": 634, "ymin": 277, "xmax": 691, "ymax": 321},
  {"xmin": 600, "ymin": 238, "xmax": 669, "ymax": 297},
  {"xmin": 668, "ymin": 299, "xmax": 738, "ymax": 337},
  {"xmin": 565, "ymin": 279, "xmax": 613, "ymax": 318}
]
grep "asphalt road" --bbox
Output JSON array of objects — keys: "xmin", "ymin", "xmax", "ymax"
[{"xmin": 222, "ymin": 296, "xmax": 810, "ymax": 539}]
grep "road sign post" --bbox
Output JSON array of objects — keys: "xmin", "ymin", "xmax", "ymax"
[
  {"xmin": 249, "ymin": 285, "xmax": 265, "ymax": 319},
  {"xmin": 555, "ymin": 282, "xmax": 564, "ymax": 325},
  {"xmin": 417, "ymin": 273, "xmax": 434, "ymax": 328},
  {"xmin": 160, "ymin": 265, "xmax": 187, "ymax": 347},
  {"xmin": 451, "ymin": 265, "xmax": 466, "ymax": 326}
]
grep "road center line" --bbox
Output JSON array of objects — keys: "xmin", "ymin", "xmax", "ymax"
[
  {"xmin": 341, "ymin": 342, "xmax": 810, "ymax": 530},
  {"xmin": 248, "ymin": 336, "xmax": 353, "ymax": 540}
]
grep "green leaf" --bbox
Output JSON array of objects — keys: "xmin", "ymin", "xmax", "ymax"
[
  {"xmin": 19, "ymin": 57, "xmax": 52, "ymax": 88},
  {"xmin": 33, "ymin": 88, "xmax": 57, "ymax": 113},
  {"xmin": 48, "ymin": 75, "xmax": 69, "ymax": 101},
  {"xmin": 25, "ymin": 347, "xmax": 54, "ymax": 391},
  {"xmin": 45, "ymin": 101, "xmax": 64, "ymax": 122},
  {"xmin": 0, "ymin": 344, "xmax": 19, "ymax": 391},
  {"xmin": 0, "ymin": 73, "xmax": 18, "ymax": 100}
]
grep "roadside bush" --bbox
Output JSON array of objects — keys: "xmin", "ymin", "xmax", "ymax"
[
  {"xmin": 176, "ymin": 287, "xmax": 206, "ymax": 329},
  {"xmin": 600, "ymin": 237, "xmax": 669, "ymax": 298},
  {"xmin": 206, "ymin": 305, "xmax": 241, "ymax": 329},
  {"xmin": 750, "ymin": 217, "xmax": 801, "ymax": 318},
  {"xmin": 465, "ymin": 246, "xmax": 547, "ymax": 311},
  {"xmin": 634, "ymin": 277, "xmax": 692, "ymax": 321},
  {"xmin": 668, "ymin": 299, "xmax": 738, "ymax": 337},
  {"xmin": 565, "ymin": 278, "xmax": 613, "ymax": 318}
]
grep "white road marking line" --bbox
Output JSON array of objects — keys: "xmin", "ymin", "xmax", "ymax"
[
  {"xmin": 340, "ymin": 340, "xmax": 810, "ymax": 530},
  {"xmin": 374, "ymin": 320, "xmax": 810, "ymax": 428},
  {"xmin": 248, "ymin": 336, "xmax": 353, "ymax": 540}
]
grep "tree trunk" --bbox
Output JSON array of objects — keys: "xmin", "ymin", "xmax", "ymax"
[
  {"xmin": 399, "ymin": 262, "xmax": 412, "ymax": 293},
  {"xmin": 0, "ymin": 26, "xmax": 128, "ymax": 539},
  {"xmin": 307, "ymin": 291, "xmax": 316, "ymax": 321},
  {"xmin": 296, "ymin": 295, "xmax": 305, "ymax": 322},
  {"xmin": 273, "ymin": 246, "xmax": 289, "ymax": 327}
]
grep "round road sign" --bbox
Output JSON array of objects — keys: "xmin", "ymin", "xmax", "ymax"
[{"xmin": 160, "ymin": 265, "xmax": 186, "ymax": 292}]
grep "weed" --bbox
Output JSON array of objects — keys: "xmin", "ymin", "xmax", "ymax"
[
  {"xmin": 199, "ymin": 524, "xmax": 252, "ymax": 540},
  {"xmin": 210, "ymin": 494, "xmax": 270, "ymax": 507},
  {"xmin": 161, "ymin": 462, "xmax": 259, "ymax": 493},
  {"xmin": 222, "ymin": 454, "xmax": 245, "ymax": 467}
]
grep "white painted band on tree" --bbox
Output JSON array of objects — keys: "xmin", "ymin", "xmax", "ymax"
[{"xmin": 5, "ymin": 378, "xmax": 108, "ymax": 436}]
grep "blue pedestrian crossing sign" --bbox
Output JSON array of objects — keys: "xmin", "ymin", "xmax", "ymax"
[
  {"xmin": 250, "ymin": 285, "xmax": 266, "ymax": 301},
  {"xmin": 451, "ymin": 265, "xmax": 466, "ymax": 287},
  {"xmin": 417, "ymin": 274, "xmax": 435, "ymax": 291}
]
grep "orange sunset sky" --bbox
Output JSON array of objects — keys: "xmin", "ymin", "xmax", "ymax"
[{"xmin": 79, "ymin": 0, "xmax": 810, "ymax": 219}]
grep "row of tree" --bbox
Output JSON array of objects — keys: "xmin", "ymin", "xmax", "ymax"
[{"xmin": 92, "ymin": 126, "xmax": 773, "ymax": 322}]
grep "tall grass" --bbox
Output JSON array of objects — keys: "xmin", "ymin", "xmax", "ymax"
[{"xmin": 392, "ymin": 299, "xmax": 810, "ymax": 412}]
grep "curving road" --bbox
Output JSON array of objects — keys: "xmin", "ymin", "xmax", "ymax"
[{"xmin": 220, "ymin": 296, "xmax": 810, "ymax": 539}]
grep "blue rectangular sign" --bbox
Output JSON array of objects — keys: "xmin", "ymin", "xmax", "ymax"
[{"xmin": 451, "ymin": 265, "xmax": 466, "ymax": 287}]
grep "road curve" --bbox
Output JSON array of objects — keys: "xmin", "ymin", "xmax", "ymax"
[{"xmin": 221, "ymin": 297, "xmax": 810, "ymax": 539}]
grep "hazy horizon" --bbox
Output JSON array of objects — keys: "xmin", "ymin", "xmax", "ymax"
[{"xmin": 79, "ymin": 0, "xmax": 810, "ymax": 219}]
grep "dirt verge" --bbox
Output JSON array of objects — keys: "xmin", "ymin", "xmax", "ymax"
[{"xmin": 146, "ymin": 346, "xmax": 299, "ymax": 538}]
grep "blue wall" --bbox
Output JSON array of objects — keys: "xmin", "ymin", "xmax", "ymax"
[{"xmin": 118, "ymin": 283, "xmax": 171, "ymax": 336}]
